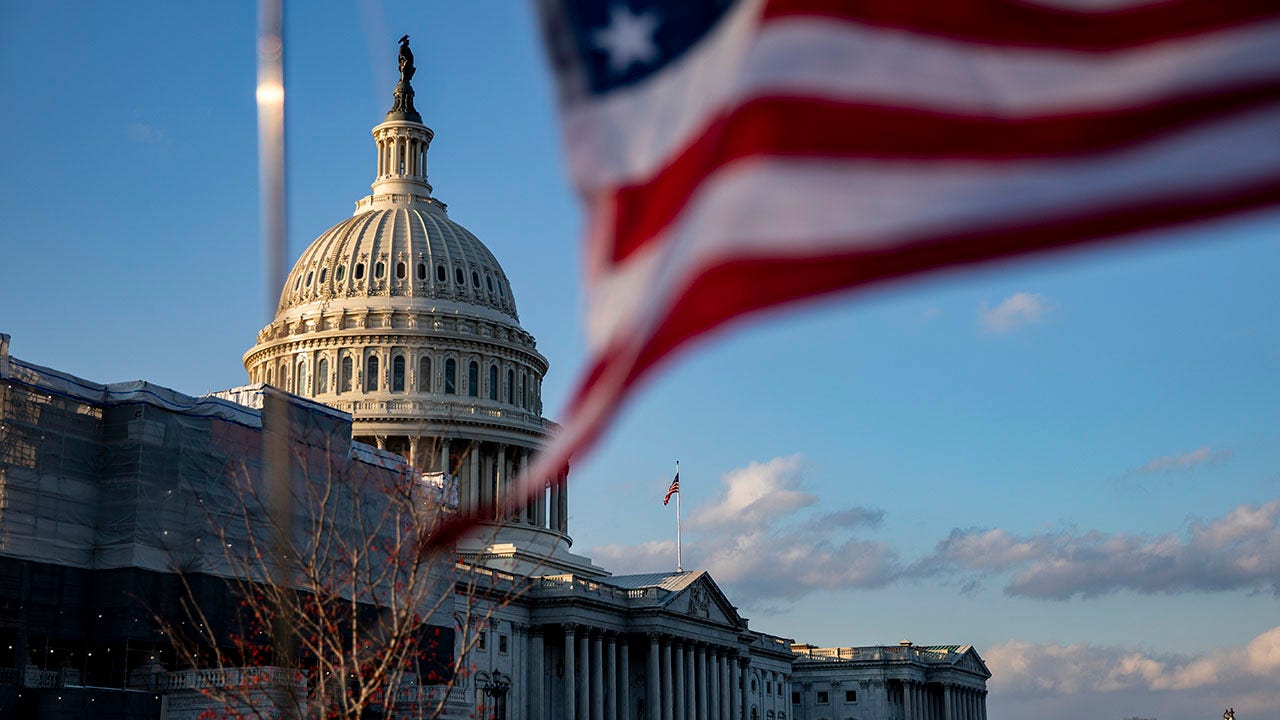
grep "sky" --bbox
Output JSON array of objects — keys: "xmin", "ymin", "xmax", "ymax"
[{"xmin": 2, "ymin": 2, "xmax": 1279, "ymax": 719}]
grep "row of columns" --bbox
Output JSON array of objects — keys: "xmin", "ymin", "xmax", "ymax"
[
  {"xmin": 391, "ymin": 436, "xmax": 569, "ymax": 533},
  {"xmin": 648, "ymin": 634, "xmax": 741, "ymax": 720},
  {"xmin": 377, "ymin": 132, "xmax": 428, "ymax": 180},
  {"xmin": 527, "ymin": 627, "xmax": 747, "ymax": 720},
  {"xmin": 901, "ymin": 680, "xmax": 987, "ymax": 720}
]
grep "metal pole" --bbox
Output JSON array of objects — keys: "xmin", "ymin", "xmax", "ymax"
[{"xmin": 676, "ymin": 460, "xmax": 682, "ymax": 572}]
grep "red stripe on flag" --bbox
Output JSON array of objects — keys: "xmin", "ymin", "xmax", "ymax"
[
  {"xmin": 763, "ymin": 0, "xmax": 1280, "ymax": 51},
  {"xmin": 606, "ymin": 85, "xmax": 1280, "ymax": 265}
]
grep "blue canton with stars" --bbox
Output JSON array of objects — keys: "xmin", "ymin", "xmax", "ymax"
[{"xmin": 543, "ymin": 0, "xmax": 739, "ymax": 96}]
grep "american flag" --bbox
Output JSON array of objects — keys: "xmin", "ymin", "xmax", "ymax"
[
  {"xmin": 663, "ymin": 472, "xmax": 680, "ymax": 506},
  {"xmin": 429, "ymin": 0, "xmax": 1280, "ymax": 546}
]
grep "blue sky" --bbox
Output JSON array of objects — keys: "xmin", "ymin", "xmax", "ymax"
[{"xmin": 2, "ymin": 3, "xmax": 1278, "ymax": 718}]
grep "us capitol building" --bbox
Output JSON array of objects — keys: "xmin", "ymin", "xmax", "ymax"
[{"xmin": 0, "ymin": 41, "xmax": 989, "ymax": 720}]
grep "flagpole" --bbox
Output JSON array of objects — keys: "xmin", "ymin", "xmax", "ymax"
[{"xmin": 675, "ymin": 460, "xmax": 682, "ymax": 572}]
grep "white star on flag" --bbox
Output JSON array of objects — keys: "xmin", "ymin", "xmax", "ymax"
[{"xmin": 593, "ymin": 5, "xmax": 661, "ymax": 75}]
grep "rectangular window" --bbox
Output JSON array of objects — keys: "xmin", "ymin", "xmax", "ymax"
[
  {"xmin": 766, "ymin": 682, "xmax": 772, "ymax": 696},
  {"xmin": 499, "ymin": 634, "xmax": 509, "ymax": 654},
  {"xmin": 817, "ymin": 691, "xmax": 829, "ymax": 705},
  {"xmin": 792, "ymin": 691, "xmax": 800, "ymax": 704},
  {"xmin": 477, "ymin": 630, "xmax": 486, "ymax": 651},
  {"xmin": 845, "ymin": 690, "xmax": 857, "ymax": 703}
]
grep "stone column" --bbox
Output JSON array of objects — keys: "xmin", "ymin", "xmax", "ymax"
[
  {"xmin": 579, "ymin": 633, "xmax": 591, "ymax": 720},
  {"xmin": 904, "ymin": 681, "xmax": 914, "ymax": 720},
  {"xmin": 619, "ymin": 637, "xmax": 630, "ymax": 720},
  {"xmin": 558, "ymin": 470, "xmax": 570, "ymax": 532},
  {"xmin": 496, "ymin": 444, "xmax": 507, "ymax": 520},
  {"xmin": 535, "ymin": 462, "xmax": 548, "ymax": 528},
  {"xmin": 720, "ymin": 654, "xmax": 731, "ymax": 720},
  {"xmin": 672, "ymin": 641, "xmax": 685, "ymax": 720},
  {"xmin": 695, "ymin": 646, "xmax": 707, "ymax": 720},
  {"xmin": 592, "ymin": 633, "xmax": 605, "ymax": 720},
  {"xmin": 662, "ymin": 637, "xmax": 674, "ymax": 720},
  {"xmin": 732, "ymin": 653, "xmax": 742, "ymax": 712},
  {"xmin": 441, "ymin": 438, "xmax": 451, "ymax": 476},
  {"xmin": 943, "ymin": 684, "xmax": 952, "ymax": 720},
  {"xmin": 606, "ymin": 635, "xmax": 617, "ymax": 720},
  {"xmin": 981, "ymin": 690, "xmax": 988, "ymax": 720},
  {"xmin": 684, "ymin": 644, "xmax": 696, "ymax": 720},
  {"xmin": 708, "ymin": 650, "xmax": 719, "ymax": 720},
  {"xmin": 647, "ymin": 635, "xmax": 661, "ymax": 720},
  {"xmin": 549, "ymin": 480, "xmax": 561, "ymax": 532},
  {"xmin": 530, "ymin": 627, "xmax": 545, "ymax": 720},
  {"xmin": 738, "ymin": 659, "xmax": 750, "ymax": 720},
  {"xmin": 565, "ymin": 626, "xmax": 578, "ymax": 720}
]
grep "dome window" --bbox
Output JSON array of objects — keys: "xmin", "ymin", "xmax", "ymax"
[
  {"xmin": 396, "ymin": 262, "xmax": 406, "ymax": 280},
  {"xmin": 375, "ymin": 261, "xmax": 385, "ymax": 279},
  {"xmin": 317, "ymin": 358, "xmax": 329, "ymax": 393},
  {"xmin": 436, "ymin": 264, "xmax": 446, "ymax": 282},
  {"xmin": 294, "ymin": 276, "xmax": 302, "ymax": 291},
  {"xmin": 354, "ymin": 263, "xmax": 365, "ymax": 280},
  {"xmin": 486, "ymin": 275, "xmax": 494, "ymax": 293},
  {"xmin": 488, "ymin": 365, "xmax": 498, "ymax": 401},
  {"xmin": 392, "ymin": 355, "xmax": 406, "ymax": 392},
  {"xmin": 444, "ymin": 359, "xmax": 457, "ymax": 394},
  {"xmin": 497, "ymin": 283, "xmax": 504, "ymax": 298},
  {"xmin": 417, "ymin": 263, "xmax": 426, "ymax": 280},
  {"xmin": 454, "ymin": 267, "xmax": 465, "ymax": 285},
  {"xmin": 319, "ymin": 268, "xmax": 327, "ymax": 283},
  {"xmin": 471, "ymin": 271, "xmax": 481, "ymax": 287},
  {"xmin": 305, "ymin": 271, "xmax": 313, "ymax": 286},
  {"xmin": 467, "ymin": 361, "xmax": 479, "ymax": 397},
  {"xmin": 365, "ymin": 355, "xmax": 379, "ymax": 392},
  {"xmin": 506, "ymin": 369, "xmax": 514, "ymax": 404},
  {"xmin": 336, "ymin": 265, "xmax": 345, "ymax": 282},
  {"xmin": 340, "ymin": 356, "xmax": 353, "ymax": 392},
  {"xmin": 418, "ymin": 356, "xmax": 431, "ymax": 392}
]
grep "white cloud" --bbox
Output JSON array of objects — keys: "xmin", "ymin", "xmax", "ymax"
[
  {"xmin": 918, "ymin": 499, "xmax": 1280, "ymax": 599},
  {"xmin": 979, "ymin": 292, "xmax": 1048, "ymax": 333},
  {"xmin": 986, "ymin": 625, "xmax": 1280, "ymax": 716},
  {"xmin": 1139, "ymin": 446, "xmax": 1232, "ymax": 474},
  {"xmin": 590, "ymin": 455, "xmax": 899, "ymax": 601}
]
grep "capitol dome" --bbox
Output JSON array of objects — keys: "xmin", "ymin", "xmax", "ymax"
[
  {"xmin": 241, "ymin": 39, "xmax": 602, "ymax": 577},
  {"xmin": 275, "ymin": 204, "xmax": 520, "ymax": 324}
]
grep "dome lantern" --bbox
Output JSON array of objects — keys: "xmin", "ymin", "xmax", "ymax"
[{"xmin": 369, "ymin": 35, "xmax": 435, "ymax": 201}]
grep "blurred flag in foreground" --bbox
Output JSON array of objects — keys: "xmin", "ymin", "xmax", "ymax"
[{"xmin": 428, "ymin": 0, "xmax": 1280, "ymax": 546}]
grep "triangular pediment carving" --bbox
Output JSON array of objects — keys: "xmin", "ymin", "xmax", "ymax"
[
  {"xmin": 958, "ymin": 648, "xmax": 992, "ymax": 678},
  {"xmin": 669, "ymin": 574, "xmax": 745, "ymax": 630}
]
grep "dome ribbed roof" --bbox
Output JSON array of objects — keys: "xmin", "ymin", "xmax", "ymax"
[{"xmin": 278, "ymin": 204, "xmax": 518, "ymax": 322}]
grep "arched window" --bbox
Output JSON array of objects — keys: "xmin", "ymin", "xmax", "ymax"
[
  {"xmin": 506, "ymin": 369, "xmax": 514, "ymax": 404},
  {"xmin": 365, "ymin": 355, "xmax": 379, "ymax": 392},
  {"xmin": 281, "ymin": 366, "xmax": 290, "ymax": 392},
  {"xmin": 340, "ymin": 356, "xmax": 353, "ymax": 392},
  {"xmin": 375, "ymin": 261, "xmax": 385, "ymax": 279},
  {"xmin": 444, "ymin": 359, "xmax": 456, "ymax": 394},
  {"xmin": 305, "ymin": 271, "xmax": 313, "ymax": 286},
  {"xmin": 467, "ymin": 361, "xmax": 479, "ymax": 397},
  {"xmin": 335, "ymin": 265, "xmax": 345, "ymax": 282},
  {"xmin": 488, "ymin": 365, "xmax": 498, "ymax": 400},
  {"xmin": 354, "ymin": 262, "xmax": 365, "ymax": 280},
  {"xmin": 454, "ymin": 267, "xmax": 465, "ymax": 285},
  {"xmin": 396, "ymin": 262, "xmax": 406, "ymax": 279},
  {"xmin": 296, "ymin": 359, "xmax": 307, "ymax": 394},
  {"xmin": 519, "ymin": 372, "xmax": 527, "ymax": 409},
  {"xmin": 266, "ymin": 366, "xmax": 274, "ymax": 386},
  {"xmin": 471, "ymin": 270, "xmax": 481, "ymax": 287},
  {"xmin": 317, "ymin": 358, "xmax": 329, "ymax": 393},
  {"xmin": 418, "ymin": 356, "xmax": 431, "ymax": 392},
  {"xmin": 417, "ymin": 263, "xmax": 426, "ymax": 280},
  {"xmin": 392, "ymin": 355, "xmax": 406, "ymax": 392},
  {"xmin": 486, "ymin": 275, "xmax": 494, "ymax": 292},
  {"xmin": 436, "ymin": 264, "xmax": 446, "ymax": 282}
]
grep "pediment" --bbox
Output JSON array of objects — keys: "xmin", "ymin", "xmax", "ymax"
[
  {"xmin": 668, "ymin": 574, "xmax": 745, "ymax": 630},
  {"xmin": 957, "ymin": 648, "xmax": 991, "ymax": 678}
]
